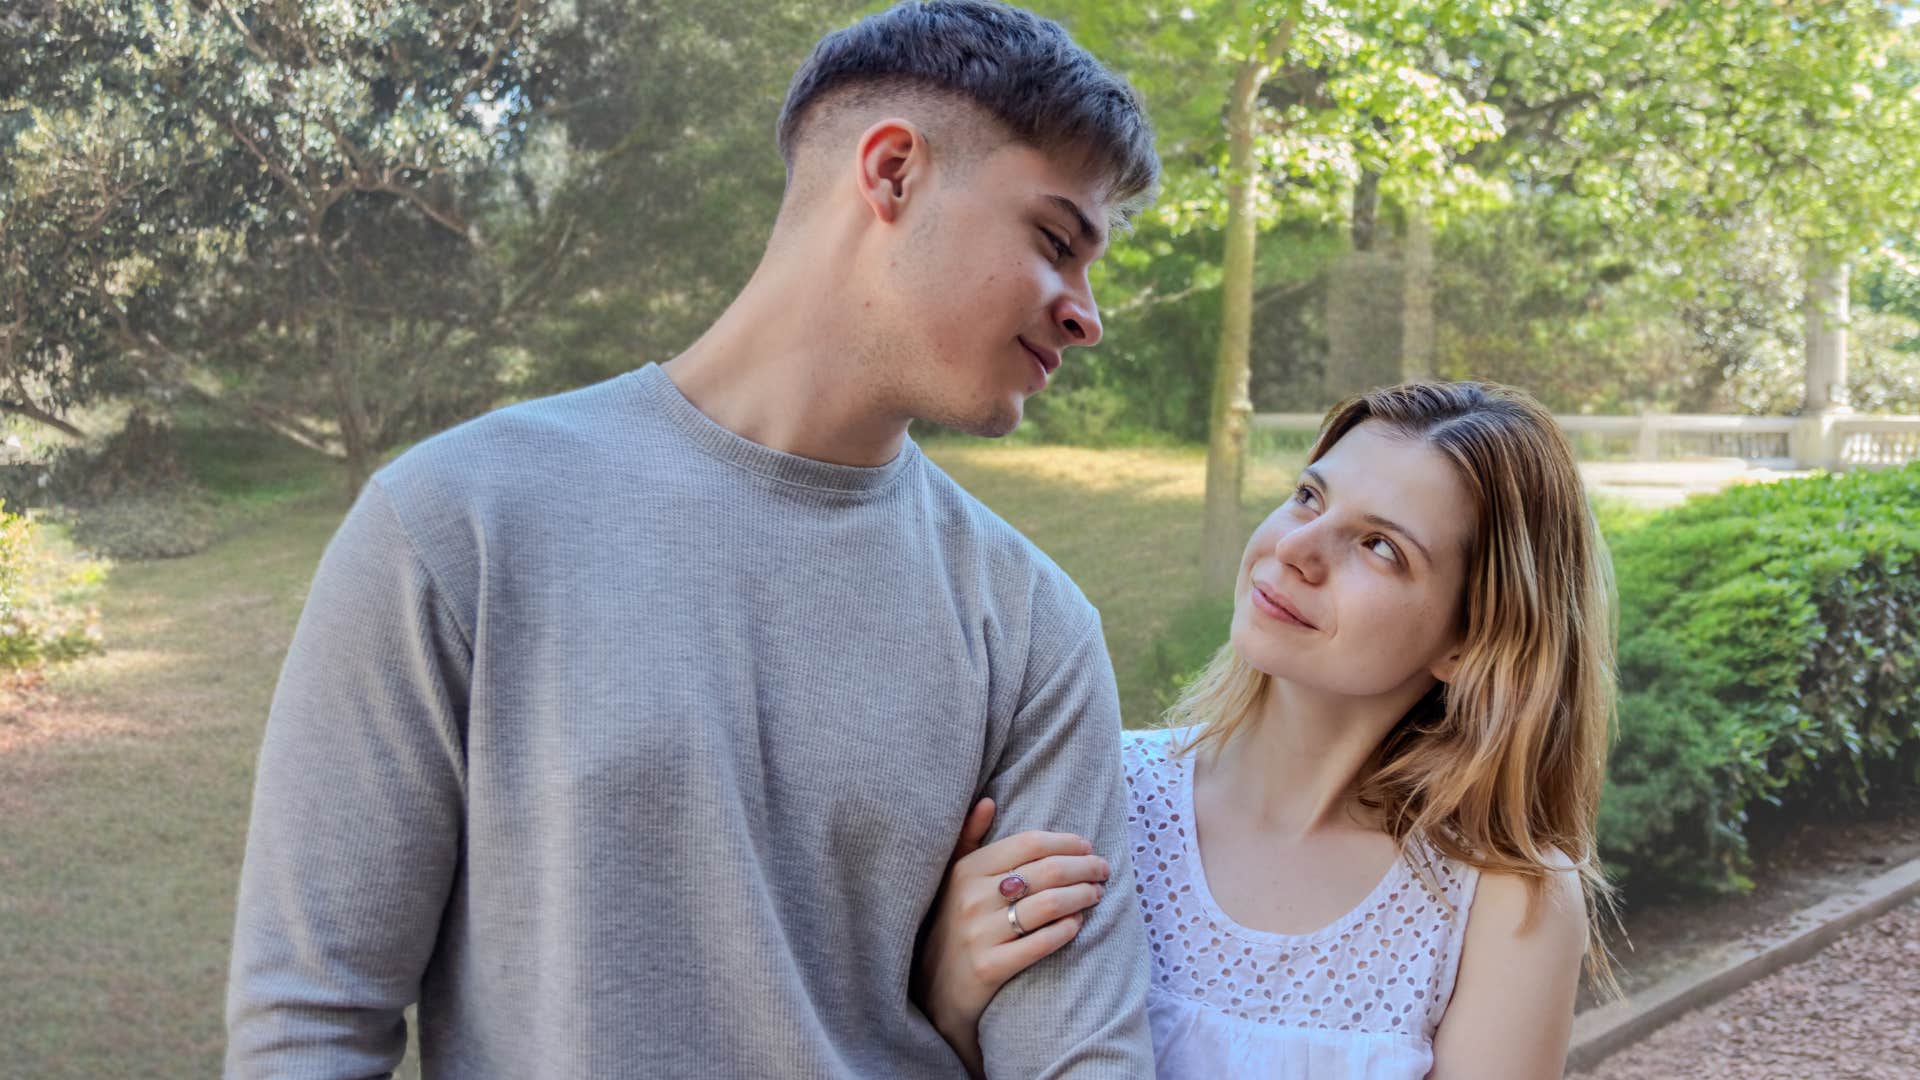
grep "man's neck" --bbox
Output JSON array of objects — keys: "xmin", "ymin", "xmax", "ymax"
[{"xmin": 660, "ymin": 259, "xmax": 910, "ymax": 469}]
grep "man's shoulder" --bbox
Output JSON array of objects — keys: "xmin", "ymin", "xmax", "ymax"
[
  {"xmin": 915, "ymin": 450, "xmax": 1096, "ymax": 629},
  {"xmin": 376, "ymin": 371, "xmax": 645, "ymax": 507},
  {"xmin": 359, "ymin": 371, "xmax": 651, "ymax": 594}
]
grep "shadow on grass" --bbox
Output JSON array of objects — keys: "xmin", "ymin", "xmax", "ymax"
[{"xmin": 174, "ymin": 423, "xmax": 344, "ymax": 509}]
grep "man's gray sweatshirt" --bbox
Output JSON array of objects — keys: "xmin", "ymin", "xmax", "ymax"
[{"xmin": 225, "ymin": 363, "xmax": 1153, "ymax": 1077}]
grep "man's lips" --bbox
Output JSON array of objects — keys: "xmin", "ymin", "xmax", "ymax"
[
  {"xmin": 1019, "ymin": 337, "xmax": 1060, "ymax": 375},
  {"xmin": 1251, "ymin": 581, "xmax": 1318, "ymax": 630}
]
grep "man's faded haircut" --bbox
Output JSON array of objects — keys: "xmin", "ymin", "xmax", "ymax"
[{"xmin": 776, "ymin": 0, "xmax": 1160, "ymax": 226}]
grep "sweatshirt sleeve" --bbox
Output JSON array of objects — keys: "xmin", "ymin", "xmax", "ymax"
[
  {"xmin": 225, "ymin": 478, "xmax": 471, "ymax": 1078},
  {"xmin": 975, "ymin": 605, "xmax": 1154, "ymax": 1078}
]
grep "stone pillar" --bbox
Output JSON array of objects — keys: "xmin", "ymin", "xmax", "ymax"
[
  {"xmin": 1804, "ymin": 258, "xmax": 1850, "ymax": 414},
  {"xmin": 1796, "ymin": 256, "xmax": 1852, "ymax": 470}
]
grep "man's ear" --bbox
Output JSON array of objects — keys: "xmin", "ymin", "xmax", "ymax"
[{"xmin": 854, "ymin": 119, "xmax": 925, "ymax": 224}]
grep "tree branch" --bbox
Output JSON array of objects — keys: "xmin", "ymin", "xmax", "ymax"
[{"xmin": 0, "ymin": 394, "xmax": 85, "ymax": 439}]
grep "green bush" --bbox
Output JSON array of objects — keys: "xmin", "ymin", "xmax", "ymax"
[
  {"xmin": 0, "ymin": 498, "xmax": 29, "ymax": 615},
  {"xmin": 1024, "ymin": 385, "xmax": 1130, "ymax": 446},
  {"xmin": 57, "ymin": 487, "xmax": 221, "ymax": 561},
  {"xmin": 0, "ymin": 411, "xmax": 228, "ymax": 560},
  {"xmin": 1604, "ymin": 464, "xmax": 1920, "ymax": 894},
  {"xmin": 0, "ymin": 502, "xmax": 107, "ymax": 669},
  {"xmin": 1141, "ymin": 468, "xmax": 1920, "ymax": 897}
]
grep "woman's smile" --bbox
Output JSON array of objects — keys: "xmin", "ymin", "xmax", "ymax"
[{"xmin": 1249, "ymin": 580, "xmax": 1317, "ymax": 629}]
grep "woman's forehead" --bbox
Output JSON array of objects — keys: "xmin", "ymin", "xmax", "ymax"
[{"xmin": 1311, "ymin": 424, "xmax": 1475, "ymax": 553}]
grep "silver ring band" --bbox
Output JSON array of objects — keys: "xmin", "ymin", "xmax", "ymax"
[{"xmin": 1007, "ymin": 902, "xmax": 1028, "ymax": 937}]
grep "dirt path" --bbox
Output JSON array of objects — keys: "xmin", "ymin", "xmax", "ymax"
[
  {"xmin": 1583, "ymin": 809, "xmax": 1920, "ymax": 1011},
  {"xmin": 1574, "ymin": 898, "xmax": 1920, "ymax": 1079}
]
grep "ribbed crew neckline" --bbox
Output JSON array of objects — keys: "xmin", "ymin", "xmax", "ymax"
[{"xmin": 628, "ymin": 362, "xmax": 919, "ymax": 495}]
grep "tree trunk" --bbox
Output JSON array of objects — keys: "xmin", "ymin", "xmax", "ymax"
[
  {"xmin": 1351, "ymin": 171, "xmax": 1381, "ymax": 252},
  {"xmin": 1400, "ymin": 206, "xmax": 1435, "ymax": 382},
  {"xmin": 1202, "ymin": 57, "xmax": 1270, "ymax": 595},
  {"xmin": 1321, "ymin": 251, "xmax": 1400, "ymax": 404},
  {"xmin": 327, "ymin": 316, "xmax": 376, "ymax": 500}
]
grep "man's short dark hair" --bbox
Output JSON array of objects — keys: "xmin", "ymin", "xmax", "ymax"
[{"xmin": 777, "ymin": 0, "xmax": 1159, "ymax": 222}]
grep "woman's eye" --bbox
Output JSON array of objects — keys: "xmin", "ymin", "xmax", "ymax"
[
  {"xmin": 1366, "ymin": 536, "xmax": 1399, "ymax": 563},
  {"xmin": 1293, "ymin": 484, "xmax": 1317, "ymax": 507}
]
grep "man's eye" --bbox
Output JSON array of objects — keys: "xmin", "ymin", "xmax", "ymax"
[{"xmin": 1041, "ymin": 228, "xmax": 1072, "ymax": 262}]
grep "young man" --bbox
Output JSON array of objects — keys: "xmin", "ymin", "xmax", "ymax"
[{"xmin": 225, "ymin": 2, "xmax": 1160, "ymax": 1076}]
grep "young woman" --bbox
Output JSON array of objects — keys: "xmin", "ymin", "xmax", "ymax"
[{"xmin": 917, "ymin": 381, "xmax": 1618, "ymax": 1078}]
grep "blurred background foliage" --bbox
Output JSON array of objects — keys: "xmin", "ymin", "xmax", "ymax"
[
  {"xmin": 5, "ymin": 1, "xmax": 1919, "ymax": 478},
  {"xmin": 5, "ymin": 1, "xmax": 1920, "ymax": 898}
]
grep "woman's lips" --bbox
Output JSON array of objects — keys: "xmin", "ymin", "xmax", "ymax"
[{"xmin": 1251, "ymin": 582, "xmax": 1316, "ymax": 629}]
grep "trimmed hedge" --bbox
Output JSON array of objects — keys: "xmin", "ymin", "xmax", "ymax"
[
  {"xmin": 1144, "ymin": 463, "xmax": 1920, "ymax": 897},
  {"xmin": 1603, "ymin": 463, "xmax": 1920, "ymax": 894}
]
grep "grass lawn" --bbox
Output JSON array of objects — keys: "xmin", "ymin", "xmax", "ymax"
[
  {"xmin": 0, "ymin": 430, "xmax": 1302, "ymax": 1077},
  {"xmin": 926, "ymin": 441, "xmax": 1304, "ymax": 723}
]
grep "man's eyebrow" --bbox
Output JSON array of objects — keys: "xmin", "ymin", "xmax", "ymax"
[
  {"xmin": 1301, "ymin": 466, "xmax": 1435, "ymax": 567},
  {"xmin": 1043, "ymin": 193, "xmax": 1105, "ymax": 250}
]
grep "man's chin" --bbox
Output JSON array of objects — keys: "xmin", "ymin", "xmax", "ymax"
[
  {"xmin": 973, "ymin": 407, "xmax": 1023, "ymax": 439},
  {"xmin": 929, "ymin": 398, "xmax": 1024, "ymax": 439}
]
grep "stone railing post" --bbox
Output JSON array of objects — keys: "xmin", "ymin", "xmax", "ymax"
[{"xmin": 1636, "ymin": 410, "xmax": 1659, "ymax": 461}]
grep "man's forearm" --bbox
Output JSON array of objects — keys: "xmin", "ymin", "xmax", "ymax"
[
  {"xmin": 226, "ymin": 480, "xmax": 468, "ymax": 1074},
  {"xmin": 975, "ymin": 613, "xmax": 1153, "ymax": 1076}
]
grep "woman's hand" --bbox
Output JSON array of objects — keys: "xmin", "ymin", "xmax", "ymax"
[{"xmin": 914, "ymin": 797, "xmax": 1113, "ymax": 1077}]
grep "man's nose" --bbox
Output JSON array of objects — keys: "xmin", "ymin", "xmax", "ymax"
[{"xmin": 1055, "ymin": 285, "xmax": 1102, "ymax": 348}]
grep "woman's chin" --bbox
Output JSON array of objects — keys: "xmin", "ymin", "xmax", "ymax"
[{"xmin": 1228, "ymin": 622, "xmax": 1295, "ymax": 681}]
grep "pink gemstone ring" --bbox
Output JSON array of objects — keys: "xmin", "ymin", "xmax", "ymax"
[{"xmin": 998, "ymin": 873, "xmax": 1028, "ymax": 902}]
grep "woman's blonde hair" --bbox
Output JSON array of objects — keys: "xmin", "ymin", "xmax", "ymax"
[{"xmin": 1167, "ymin": 381, "xmax": 1619, "ymax": 993}]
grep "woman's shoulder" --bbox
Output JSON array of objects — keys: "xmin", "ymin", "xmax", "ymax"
[
  {"xmin": 1466, "ymin": 854, "xmax": 1587, "ymax": 941},
  {"xmin": 1447, "ymin": 850, "xmax": 1587, "ymax": 993}
]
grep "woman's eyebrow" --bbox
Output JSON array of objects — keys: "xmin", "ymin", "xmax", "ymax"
[{"xmin": 1363, "ymin": 514, "xmax": 1434, "ymax": 567}]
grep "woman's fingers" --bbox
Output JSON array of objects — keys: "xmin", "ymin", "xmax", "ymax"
[
  {"xmin": 992, "ymin": 910, "xmax": 1087, "ymax": 978},
  {"xmin": 1008, "ymin": 882, "xmax": 1104, "ymax": 941},
  {"xmin": 960, "ymin": 828, "xmax": 1094, "ymax": 877},
  {"xmin": 950, "ymin": 798, "xmax": 997, "ymax": 863},
  {"xmin": 1002, "ymin": 853, "xmax": 1110, "ymax": 898}
]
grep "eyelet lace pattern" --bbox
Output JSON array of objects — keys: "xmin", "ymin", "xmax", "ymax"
[{"xmin": 1123, "ymin": 727, "xmax": 1478, "ymax": 1041}]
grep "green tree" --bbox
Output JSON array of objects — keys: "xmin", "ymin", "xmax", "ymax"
[
  {"xmin": 1055, "ymin": 1, "xmax": 1508, "ymax": 590},
  {"xmin": 512, "ymin": 0, "xmax": 864, "ymax": 394},
  {"xmin": 6, "ymin": 1, "xmax": 574, "ymax": 494},
  {"xmin": 1466, "ymin": 0, "xmax": 1920, "ymax": 414}
]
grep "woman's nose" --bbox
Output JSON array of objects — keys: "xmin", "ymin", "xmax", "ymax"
[{"xmin": 1270, "ymin": 518, "xmax": 1327, "ymax": 584}]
